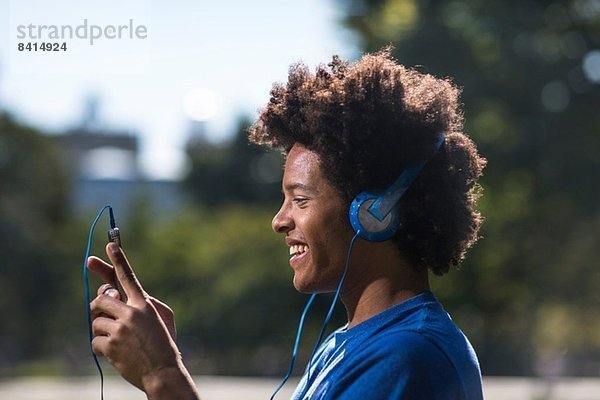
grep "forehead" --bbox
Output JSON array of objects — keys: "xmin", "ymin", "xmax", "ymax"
[{"xmin": 283, "ymin": 143, "xmax": 324, "ymax": 187}]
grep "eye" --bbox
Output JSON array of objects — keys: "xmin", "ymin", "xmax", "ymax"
[{"xmin": 293, "ymin": 197, "xmax": 309, "ymax": 207}]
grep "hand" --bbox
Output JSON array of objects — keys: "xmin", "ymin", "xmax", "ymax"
[
  {"xmin": 88, "ymin": 243, "xmax": 199, "ymax": 399},
  {"xmin": 88, "ymin": 248, "xmax": 177, "ymax": 342}
]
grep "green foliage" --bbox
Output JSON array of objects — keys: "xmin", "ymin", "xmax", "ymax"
[
  {"xmin": 184, "ymin": 118, "xmax": 283, "ymax": 206},
  {"xmin": 0, "ymin": 113, "xmax": 71, "ymax": 369},
  {"xmin": 340, "ymin": 0, "xmax": 600, "ymax": 375}
]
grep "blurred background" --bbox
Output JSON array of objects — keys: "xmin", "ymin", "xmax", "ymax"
[{"xmin": 0, "ymin": 0, "xmax": 599, "ymax": 395}]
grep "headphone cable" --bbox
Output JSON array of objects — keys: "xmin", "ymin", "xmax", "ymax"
[
  {"xmin": 82, "ymin": 205, "xmax": 114, "ymax": 400},
  {"xmin": 269, "ymin": 292, "xmax": 317, "ymax": 400}
]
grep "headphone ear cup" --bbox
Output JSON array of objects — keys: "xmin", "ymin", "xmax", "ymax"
[{"xmin": 349, "ymin": 192, "xmax": 400, "ymax": 242}]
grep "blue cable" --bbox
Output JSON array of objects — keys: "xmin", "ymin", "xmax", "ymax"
[
  {"xmin": 83, "ymin": 205, "xmax": 113, "ymax": 400},
  {"xmin": 269, "ymin": 293, "xmax": 317, "ymax": 400}
]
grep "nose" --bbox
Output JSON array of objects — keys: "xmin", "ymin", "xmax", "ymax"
[{"xmin": 272, "ymin": 202, "xmax": 294, "ymax": 234}]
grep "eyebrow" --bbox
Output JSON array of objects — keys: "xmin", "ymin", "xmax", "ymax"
[{"xmin": 284, "ymin": 182, "xmax": 318, "ymax": 193}]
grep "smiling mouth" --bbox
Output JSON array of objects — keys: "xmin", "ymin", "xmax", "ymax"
[{"xmin": 289, "ymin": 244, "xmax": 308, "ymax": 256}]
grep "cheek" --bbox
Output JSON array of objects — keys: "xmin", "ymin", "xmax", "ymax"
[{"xmin": 312, "ymin": 209, "xmax": 352, "ymax": 260}]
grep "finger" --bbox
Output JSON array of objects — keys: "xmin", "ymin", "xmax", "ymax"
[
  {"xmin": 97, "ymin": 284, "xmax": 121, "ymax": 300},
  {"xmin": 88, "ymin": 256, "xmax": 116, "ymax": 285},
  {"xmin": 91, "ymin": 292, "xmax": 130, "ymax": 320},
  {"xmin": 97, "ymin": 284, "xmax": 112, "ymax": 297},
  {"xmin": 92, "ymin": 316, "xmax": 120, "ymax": 337},
  {"xmin": 91, "ymin": 335, "xmax": 109, "ymax": 357},
  {"xmin": 106, "ymin": 242, "xmax": 145, "ymax": 304}
]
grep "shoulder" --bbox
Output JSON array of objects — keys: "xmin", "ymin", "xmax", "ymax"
[
  {"xmin": 306, "ymin": 295, "xmax": 484, "ymax": 400},
  {"xmin": 349, "ymin": 329, "xmax": 455, "ymax": 373},
  {"xmin": 314, "ymin": 331, "xmax": 463, "ymax": 400}
]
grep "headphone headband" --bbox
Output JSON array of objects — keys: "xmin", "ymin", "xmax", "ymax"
[{"xmin": 368, "ymin": 132, "xmax": 445, "ymax": 221}]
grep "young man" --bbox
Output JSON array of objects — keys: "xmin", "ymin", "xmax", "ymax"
[{"xmin": 89, "ymin": 49, "xmax": 486, "ymax": 399}]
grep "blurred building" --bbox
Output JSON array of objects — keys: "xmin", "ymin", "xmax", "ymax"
[{"xmin": 53, "ymin": 98, "xmax": 185, "ymax": 217}]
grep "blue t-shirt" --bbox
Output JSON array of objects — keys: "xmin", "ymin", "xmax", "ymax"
[{"xmin": 292, "ymin": 291, "xmax": 483, "ymax": 400}]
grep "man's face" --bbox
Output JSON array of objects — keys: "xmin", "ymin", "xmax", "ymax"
[{"xmin": 272, "ymin": 143, "xmax": 355, "ymax": 293}]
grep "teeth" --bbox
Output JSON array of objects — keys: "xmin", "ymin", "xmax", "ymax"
[{"xmin": 289, "ymin": 244, "xmax": 308, "ymax": 256}]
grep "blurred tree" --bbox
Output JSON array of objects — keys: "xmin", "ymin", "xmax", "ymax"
[
  {"xmin": 184, "ymin": 117, "xmax": 283, "ymax": 206},
  {"xmin": 0, "ymin": 113, "xmax": 71, "ymax": 372},
  {"xmin": 337, "ymin": 0, "xmax": 600, "ymax": 375}
]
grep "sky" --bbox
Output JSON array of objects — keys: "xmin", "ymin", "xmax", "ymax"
[{"xmin": 0, "ymin": 0, "xmax": 359, "ymax": 179}]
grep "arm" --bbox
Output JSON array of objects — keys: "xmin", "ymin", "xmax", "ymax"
[{"xmin": 89, "ymin": 243, "xmax": 200, "ymax": 400}]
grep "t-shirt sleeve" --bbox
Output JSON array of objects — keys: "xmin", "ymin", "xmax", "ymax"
[{"xmin": 312, "ymin": 332, "xmax": 462, "ymax": 400}]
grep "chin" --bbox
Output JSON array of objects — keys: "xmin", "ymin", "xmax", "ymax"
[
  {"xmin": 292, "ymin": 275, "xmax": 314, "ymax": 294},
  {"xmin": 292, "ymin": 274, "xmax": 338, "ymax": 294}
]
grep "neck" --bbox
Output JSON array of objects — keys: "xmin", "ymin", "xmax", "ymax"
[{"xmin": 340, "ymin": 241, "xmax": 430, "ymax": 328}]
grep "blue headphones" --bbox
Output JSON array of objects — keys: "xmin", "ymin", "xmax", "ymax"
[{"xmin": 349, "ymin": 133, "xmax": 445, "ymax": 242}]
